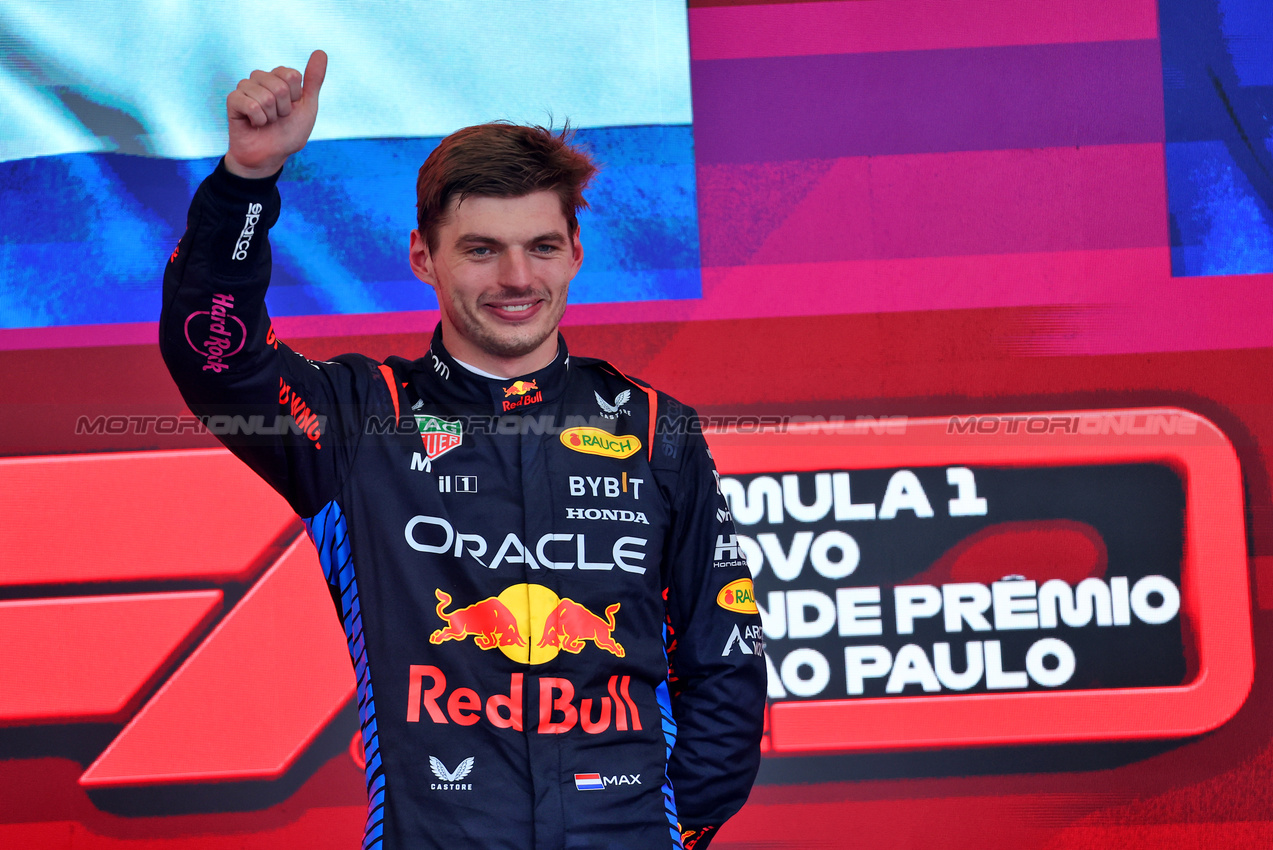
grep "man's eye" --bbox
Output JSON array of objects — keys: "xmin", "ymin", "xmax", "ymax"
[
  {"xmin": 469, "ymin": 246, "xmax": 492, "ymax": 257},
  {"xmin": 533, "ymin": 244, "xmax": 557, "ymax": 254}
]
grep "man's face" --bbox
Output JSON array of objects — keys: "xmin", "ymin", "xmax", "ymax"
[{"xmin": 410, "ymin": 190, "xmax": 583, "ymax": 371}]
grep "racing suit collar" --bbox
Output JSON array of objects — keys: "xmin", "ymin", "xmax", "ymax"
[{"xmin": 421, "ymin": 323, "xmax": 570, "ymax": 415}]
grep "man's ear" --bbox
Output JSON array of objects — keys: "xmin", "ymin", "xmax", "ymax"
[
  {"xmin": 409, "ymin": 229, "xmax": 436, "ymax": 287},
  {"xmin": 569, "ymin": 227, "xmax": 584, "ymax": 276}
]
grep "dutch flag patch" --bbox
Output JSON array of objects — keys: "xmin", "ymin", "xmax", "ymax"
[{"xmin": 574, "ymin": 773, "xmax": 604, "ymax": 791}]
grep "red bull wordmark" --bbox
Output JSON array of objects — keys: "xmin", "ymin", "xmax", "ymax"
[{"xmin": 406, "ymin": 667, "xmax": 643, "ymax": 734}]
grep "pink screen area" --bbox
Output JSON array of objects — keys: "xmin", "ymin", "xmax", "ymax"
[
  {"xmin": 4, "ymin": 2, "xmax": 1273, "ymax": 850},
  {"xmin": 5, "ymin": 0, "xmax": 1272, "ymax": 359}
]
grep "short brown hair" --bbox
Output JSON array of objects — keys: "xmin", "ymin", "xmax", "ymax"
[{"xmin": 415, "ymin": 122, "xmax": 599, "ymax": 251}]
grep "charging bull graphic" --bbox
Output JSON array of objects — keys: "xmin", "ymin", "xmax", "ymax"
[
  {"xmin": 538, "ymin": 599, "xmax": 625, "ymax": 658},
  {"xmin": 431, "ymin": 585, "xmax": 623, "ymax": 662},
  {"xmin": 503, "ymin": 380, "xmax": 538, "ymax": 397},
  {"xmin": 431, "ymin": 589, "xmax": 528, "ymax": 650}
]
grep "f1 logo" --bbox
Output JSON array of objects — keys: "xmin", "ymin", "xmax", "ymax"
[{"xmin": 0, "ymin": 449, "xmax": 356, "ymax": 790}]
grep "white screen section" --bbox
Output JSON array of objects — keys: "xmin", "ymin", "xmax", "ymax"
[{"xmin": 0, "ymin": 0, "xmax": 692, "ymax": 162}]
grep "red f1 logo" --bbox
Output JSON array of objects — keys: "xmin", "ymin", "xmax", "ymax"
[{"xmin": 0, "ymin": 449, "xmax": 356, "ymax": 789}]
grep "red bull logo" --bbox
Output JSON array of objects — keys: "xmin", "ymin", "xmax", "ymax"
[
  {"xmin": 430, "ymin": 584, "xmax": 624, "ymax": 663},
  {"xmin": 502, "ymin": 387, "xmax": 543, "ymax": 412},
  {"xmin": 539, "ymin": 599, "xmax": 625, "ymax": 657},
  {"xmin": 503, "ymin": 380, "xmax": 539, "ymax": 398},
  {"xmin": 431, "ymin": 590, "xmax": 527, "ymax": 650},
  {"xmin": 406, "ymin": 666, "xmax": 643, "ymax": 734}
]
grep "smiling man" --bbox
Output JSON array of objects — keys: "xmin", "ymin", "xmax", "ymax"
[
  {"xmin": 159, "ymin": 51, "xmax": 764, "ymax": 850},
  {"xmin": 408, "ymin": 123, "xmax": 590, "ymax": 375},
  {"xmin": 414, "ymin": 190, "xmax": 579, "ymax": 364}
]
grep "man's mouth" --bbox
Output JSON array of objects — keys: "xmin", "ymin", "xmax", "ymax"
[{"xmin": 486, "ymin": 299, "xmax": 543, "ymax": 320}]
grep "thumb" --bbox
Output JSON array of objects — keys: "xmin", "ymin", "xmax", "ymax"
[{"xmin": 303, "ymin": 49, "xmax": 327, "ymax": 101}]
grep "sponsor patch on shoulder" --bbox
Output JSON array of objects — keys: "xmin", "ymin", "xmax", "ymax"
[
  {"xmin": 717, "ymin": 578, "xmax": 758, "ymax": 614},
  {"xmin": 560, "ymin": 427, "xmax": 641, "ymax": 459}
]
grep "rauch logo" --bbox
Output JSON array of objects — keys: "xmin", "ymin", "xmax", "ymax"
[{"xmin": 560, "ymin": 427, "xmax": 641, "ymax": 459}]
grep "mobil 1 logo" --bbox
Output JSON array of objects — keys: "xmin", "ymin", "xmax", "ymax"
[{"xmin": 723, "ymin": 464, "xmax": 1186, "ymax": 702}]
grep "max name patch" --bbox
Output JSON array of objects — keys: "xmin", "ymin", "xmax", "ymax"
[
  {"xmin": 560, "ymin": 427, "xmax": 641, "ymax": 459},
  {"xmin": 717, "ymin": 578, "xmax": 758, "ymax": 614}
]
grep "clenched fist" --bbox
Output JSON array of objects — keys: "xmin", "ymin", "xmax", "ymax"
[{"xmin": 225, "ymin": 49, "xmax": 327, "ymax": 179}]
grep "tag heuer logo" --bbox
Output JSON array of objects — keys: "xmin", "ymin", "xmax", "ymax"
[{"xmin": 414, "ymin": 415, "xmax": 462, "ymax": 472}]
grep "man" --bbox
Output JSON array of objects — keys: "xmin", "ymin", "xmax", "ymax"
[{"xmin": 159, "ymin": 51, "xmax": 764, "ymax": 849}]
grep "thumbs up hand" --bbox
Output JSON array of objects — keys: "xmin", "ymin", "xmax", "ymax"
[{"xmin": 224, "ymin": 49, "xmax": 327, "ymax": 179}]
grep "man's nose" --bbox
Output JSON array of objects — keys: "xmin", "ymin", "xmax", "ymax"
[{"xmin": 500, "ymin": 250, "xmax": 534, "ymax": 289}]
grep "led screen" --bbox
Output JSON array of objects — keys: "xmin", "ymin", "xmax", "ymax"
[
  {"xmin": 0, "ymin": 0, "xmax": 699, "ymax": 333},
  {"xmin": 2, "ymin": 0, "xmax": 1273, "ymax": 847}
]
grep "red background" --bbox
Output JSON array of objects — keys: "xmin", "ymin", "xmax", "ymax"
[{"xmin": 4, "ymin": 0, "xmax": 1273, "ymax": 847}]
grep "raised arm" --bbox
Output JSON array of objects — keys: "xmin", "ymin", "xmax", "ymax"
[{"xmin": 159, "ymin": 51, "xmax": 386, "ymax": 518}]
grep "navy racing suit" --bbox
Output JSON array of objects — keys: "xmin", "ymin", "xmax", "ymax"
[{"xmin": 158, "ymin": 160, "xmax": 766, "ymax": 850}]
